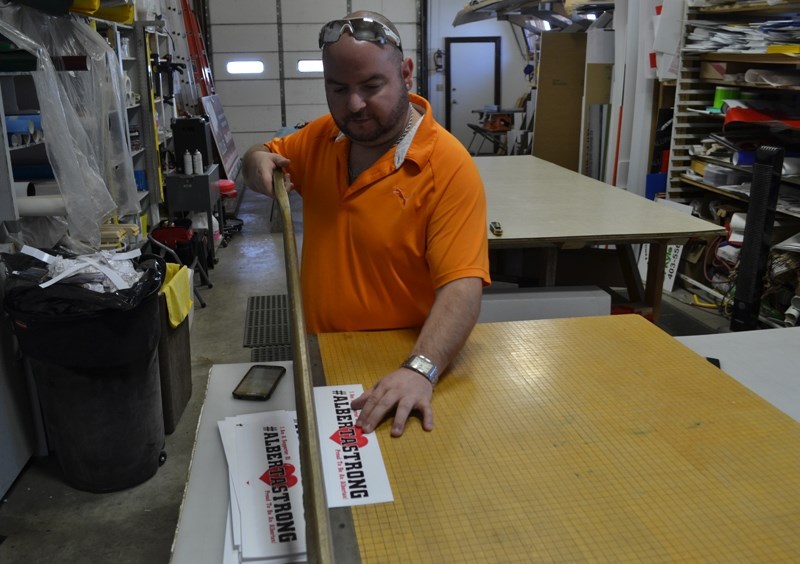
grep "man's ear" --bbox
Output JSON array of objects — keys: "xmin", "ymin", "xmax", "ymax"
[{"xmin": 402, "ymin": 57, "xmax": 414, "ymax": 90}]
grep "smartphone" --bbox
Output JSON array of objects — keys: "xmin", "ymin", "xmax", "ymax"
[{"xmin": 232, "ymin": 364, "xmax": 286, "ymax": 401}]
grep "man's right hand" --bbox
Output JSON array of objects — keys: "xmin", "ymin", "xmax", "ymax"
[{"xmin": 242, "ymin": 145, "xmax": 291, "ymax": 199}]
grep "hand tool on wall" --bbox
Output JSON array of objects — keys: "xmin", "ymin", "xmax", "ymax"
[{"xmin": 150, "ymin": 53, "xmax": 185, "ymax": 105}]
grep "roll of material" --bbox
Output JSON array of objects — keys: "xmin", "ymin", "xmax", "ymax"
[
  {"xmin": 784, "ymin": 297, "xmax": 800, "ymax": 327},
  {"xmin": 713, "ymin": 86, "xmax": 740, "ymax": 109},
  {"xmin": 8, "ymin": 131, "xmax": 42, "ymax": 147},
  {"xmin": 5, "ymin": 114, "xmax": 41, "ymax": 134},
  {"xmin": 12, "ymin": 164, "xmax": 55, "ymax": 179},
  {"xmin": 14, "ymin": 181, "xmax": 34, "ymax": 197},
  {"xmin": 731, "ymin": 151, "xmax": 755, "ymax": 167},
  {"xmin": 124, "ymin": 73, "xmax": 133, "ymax": 105},
  {"xmin": 16, "ymin": 195, "xmax": 67, "ymax": 217},
  {"xmin": 14, "ymin": 180, "xmax": 60, "ymax": 197}
]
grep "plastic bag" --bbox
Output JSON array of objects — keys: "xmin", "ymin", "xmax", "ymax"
[{"xmin": 1, "ymin": 250, "xmax": 165, "ymax": 316}]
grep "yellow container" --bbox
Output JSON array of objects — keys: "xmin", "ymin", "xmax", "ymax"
[
  {"xmin": 69, "ymin": 0, "xmax": 100, "ymax": 14},
  {"xmin": 91, "ymin": 4, "xmax": 135, "ymax": 24}
]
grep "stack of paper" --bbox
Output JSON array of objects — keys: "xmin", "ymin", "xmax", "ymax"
[
  {"xmin": 217, "ymin": 385, "xmax": 393, "ymax": 563},
  {"xmin": 684, "ymin": 18, "xmax": 800, "ymax": 54}
]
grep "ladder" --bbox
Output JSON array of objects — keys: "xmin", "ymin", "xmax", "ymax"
[{"xmin": 180, "ymin": 0, "xmax": 214, "ymax": 99}]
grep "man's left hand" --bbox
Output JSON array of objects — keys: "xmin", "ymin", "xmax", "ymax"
[{"xmin": 351, "ymin": 369, "xmax": 433, "ymax": 437}]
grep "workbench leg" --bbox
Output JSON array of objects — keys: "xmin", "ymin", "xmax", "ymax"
[
  {"xmin": 617, "ymin": 245, "xmax": 645, "ymax": 305},
  {"xmin": 544, "ymin": 248, "xmax": 558, "ymax": 287},
  {"xmin": 644, "ymin": 243, "xmax": 667, "ymax": 322}
]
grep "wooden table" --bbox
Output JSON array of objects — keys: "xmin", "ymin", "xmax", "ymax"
[
  {"xmin": 478, "ymin": 156, "xmax": 725, "ymax": 319},
  {"xmin": 317, "ymin": 316, "xmax": 800, "ymax": 562}
]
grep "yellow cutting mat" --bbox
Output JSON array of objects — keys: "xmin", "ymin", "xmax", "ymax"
[{"xmin": 318, "ymin": 315, "xmax": 800, "ymax": 562}]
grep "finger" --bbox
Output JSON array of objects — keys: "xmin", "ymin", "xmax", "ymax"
[
  {"xmin": 284, "ymin": 173, "xmax": 296, "ymax": 193},
  {"xmin": 354, "ymin": 391, "xmax": 381, "ymax": 431},
  {"xmin": 391, "ymin": 400, "xmax": 414, "ymax": 437},
  {"xmin": 357, "ymin": 391, "xmax": 397, "ymax": 434},
  {"xmin": 420, "ymin": 403, "xmax": 434, "ymax": 432},
  {"xmin": 272, "ymin": 154, "xmax": 291, "ymax": 168},
  {"xmin": 350, "ymin": 390, "xmax": 370, "ymax": 410}
]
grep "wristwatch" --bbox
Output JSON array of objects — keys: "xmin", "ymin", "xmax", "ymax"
[{"xmin": 401, "ymin": 354, "xmax": 440, "ymax": 388}]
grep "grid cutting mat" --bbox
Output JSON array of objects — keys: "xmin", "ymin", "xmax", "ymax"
[{"xmin": 318, "ymin": 315, "xmax": 800, "ymax": 563}]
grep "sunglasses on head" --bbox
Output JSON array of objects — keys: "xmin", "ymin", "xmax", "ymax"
[{"xmin": 319, "ymin": 17, "xmax": 402, "ymax": 52}]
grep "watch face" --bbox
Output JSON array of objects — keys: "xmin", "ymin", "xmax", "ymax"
[
  {"xmin": 413, "ymin": 357, "xmax": 433, "ymax": 374},
  {"xmin": 405, "ymin": 355, "xmax": 438, "ymax": 385}
]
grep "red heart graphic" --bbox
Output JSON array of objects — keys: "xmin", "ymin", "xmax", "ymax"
[
  {"xmin": 329, "ymin": 426, "xmax": 369, "ymax": 448},
  {"xmin": 260, "ymin": 463, "xmax": 298, "ymax": 488}
]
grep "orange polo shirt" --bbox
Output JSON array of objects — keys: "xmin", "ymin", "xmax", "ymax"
[{"xmin": 267, "ymin": 93, "xmax": 490, "ymax": 334}]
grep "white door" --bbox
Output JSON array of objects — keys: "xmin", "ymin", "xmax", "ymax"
[{"xmin": 445, "ymin": 37, "xmax": 500, "ymax": 150}]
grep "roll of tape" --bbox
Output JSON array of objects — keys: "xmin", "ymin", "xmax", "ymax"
[
  {"xmin": 784, "ymin": 305, "xmax": 799, "ymax": 327},
  {"xmin": 124, "ymin": 73, "xmax": 133, "ymax": 105}
]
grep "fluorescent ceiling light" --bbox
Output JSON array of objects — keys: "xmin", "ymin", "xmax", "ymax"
[
  {"xmin": 226, "ymin": 60, "xmax": 264, "ymax": 74},
  {"xmin": 297, "ymin": 59, "xmax": 324, "ymax": 73}
]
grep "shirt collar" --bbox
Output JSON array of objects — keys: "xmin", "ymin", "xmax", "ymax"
[{"xmin": 333, "ymin": 93, "xmax": 434, "ymax": 174}]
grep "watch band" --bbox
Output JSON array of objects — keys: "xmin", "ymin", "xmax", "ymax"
[{"xmin": 401, "ymin": 354, "xmax": 440, "ymax": 387}]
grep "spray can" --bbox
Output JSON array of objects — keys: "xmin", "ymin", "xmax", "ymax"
[
  {"xmin": 192, "ymin": 150, "xmax": 203, "ymax": 175},
  {"xmin": 182, "ymin": 149, "xmax": 193, "ymax": 175}
]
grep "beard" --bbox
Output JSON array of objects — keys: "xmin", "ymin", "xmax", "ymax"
[{"xmin": 336, "ymin": 87, "xmax": 409, "ymax": 145}]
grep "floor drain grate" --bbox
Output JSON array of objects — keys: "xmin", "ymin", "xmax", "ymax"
[
  {"xmin": 243, "ymin": 295, "xmax": 291, "ymax": 348},
  {"xmin": 250, "ymin": 345, "xmax": 293, "ymax": 362}
]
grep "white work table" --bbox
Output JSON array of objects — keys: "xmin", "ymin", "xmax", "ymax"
[
  {"xmin": 477, "ymin": 156, "xmax": 725, "ymax": 319},
  {"xmin": 677, "ymin": 326, "xmax": 800, "ymax": 422},
  {"xmin": 170, "ymin": 361, "xmax": 297, "ymax": 564}
]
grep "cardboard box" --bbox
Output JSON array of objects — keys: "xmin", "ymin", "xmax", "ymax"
[
  {"xmin": 532, "ymin": 32, "xmax": 587, "ymax": 172},
  {"xmin": 700, "ymin": 61, "xmax": 747, "ymax": 81}
]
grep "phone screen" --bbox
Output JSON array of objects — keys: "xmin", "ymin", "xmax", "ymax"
[{"xmin": 232, "ymin": 364, "xmax": 286, "ymax": 400}]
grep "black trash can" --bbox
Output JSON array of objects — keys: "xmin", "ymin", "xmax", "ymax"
[{"xmin": 3, "ymin": 254, "xmax": 166, "ymax": 493}]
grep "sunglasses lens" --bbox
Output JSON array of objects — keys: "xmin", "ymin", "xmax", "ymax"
[{"xmin": 319, "ymin": 18, "xmax": 401, "ymax": 51}]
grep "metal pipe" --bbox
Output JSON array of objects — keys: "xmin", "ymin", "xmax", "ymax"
[{"xmin": 273, "ymin": 171, "xmax": 335, "ymax": 563}]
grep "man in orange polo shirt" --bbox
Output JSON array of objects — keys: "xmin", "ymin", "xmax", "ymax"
[{"xmin": 243, "ymin": 11, "xmax": 490, "ymax": 437}]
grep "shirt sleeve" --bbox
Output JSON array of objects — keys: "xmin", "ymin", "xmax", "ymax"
[{"xmin": 426, "ymin": 152, "xmax": 491, "ymax": 289}]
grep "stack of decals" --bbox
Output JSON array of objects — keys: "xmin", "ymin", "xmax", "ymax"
[
  {"xmin": 219, "ymin": 410, "xmax": 305, "ymax": 563},
  {"xmin": 217, "ymin": 385, "xmax": 393, "ymax": 563}
]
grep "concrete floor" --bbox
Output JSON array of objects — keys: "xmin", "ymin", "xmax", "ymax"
[{"xmin": 0, "ymin": 188, "xmax": 731, "ymax": 563}]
